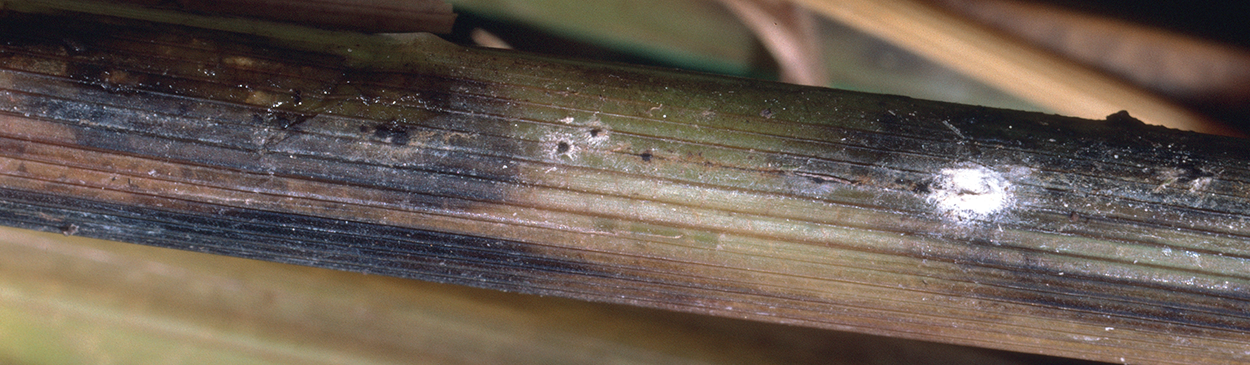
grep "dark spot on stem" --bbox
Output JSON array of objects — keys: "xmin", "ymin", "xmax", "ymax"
[
  {"xmin": 556, "ymin": 141, "xmax": 571, "ymax": 154},
  {"xmin": 639, "ymin": 151, "xmax": 652, "ymax": 162},
  {"xmin": 911, "ymin": 180, "xmax": 932, "ymax": 194},
  {"xmin": 1171, "ymin": 163, "xmax": 1214, "ymax": 184},
  {"xmin": 589, "ymin": 128, "xmax": 602, "ymax": 137},
  {"xmin": 876, "ymin": 110, "xmax": 899, "ymax": 124},
  {"xmin": 796, "ymin": 172, "xmax": 854, "ymax": 185},
  {"xmin": 258, "ymin": 109, "xmax": 313, "ymax": 130},
  {"xmin": 61, "ymin": 223, "xmax": 78, "ymax": 236},
  {"xmin": 373, "ymin": 120, "xmax": 410, "ymax": 145}
]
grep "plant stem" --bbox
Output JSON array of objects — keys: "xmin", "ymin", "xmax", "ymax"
[{"xmin": 0, "ymin": 10, "xmax": 1247, "ymax": 364}]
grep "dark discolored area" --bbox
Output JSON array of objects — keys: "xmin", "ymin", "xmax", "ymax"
[
  {"xmin": 0, "ymin": 13, "xmax": 525, "ymax": 211},
  {"xmin": 253, "ymin": 110, "xmax": 315, "ymax": 131},
  {"xmin": 0, "ymin": 187, "xmax": 590, "ymax": 292},
  {"xmin": 373, "ymin": 120, "xmax": 411, "ymax": 145},
  {"xmin": 0, "ymin": 13, "xmax": 560, "ymax": 286}
]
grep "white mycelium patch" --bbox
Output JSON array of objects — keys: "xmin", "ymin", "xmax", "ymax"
[{"xmin": 928, "ymin": 165, "xmax": 1013, "ymax": 220}]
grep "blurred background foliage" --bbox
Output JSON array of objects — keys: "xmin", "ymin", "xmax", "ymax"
[
  {"xmin": 442, "ymin": 0, "xmax": 1250, "ymax": 134},
  {"xmin": 443, "ymin": 0, "xmax": 1041, "ymax": 111}
]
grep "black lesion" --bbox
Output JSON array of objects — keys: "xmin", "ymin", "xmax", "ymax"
[
  {"xmin": 907, "ymin": 179, "xmax": 932, "ymax": 194},
  {"xmin": 1171, "ymin": 163, "xmax": 1214, "ymax": 184},
  {"xmin": 875, "ymin": 110, "xmax": 899, "ymax": 125},
  {"xmin": 254, "ymin": 109, "xmax": 314, "ymax": 130},
  {"xmin": 795, "ymin": 172, "xmax": 856, "ymax": 185},
  {"xmin": 555, "ymin": 141, "xmax": 571, "ymax": 154},
  {"xmin": 373, "ymin": 120, "xmax": 411, "ymax": 145},
  {"xmin": 639, "ymin": 151, "xmax": 653, "ymax": 162},
  {"xmin": 0, "ymin": 187, "xmax": 603, "ymax": 298}
]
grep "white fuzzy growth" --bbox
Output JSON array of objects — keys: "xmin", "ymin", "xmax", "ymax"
[{"xmin": 928, "ymin": 166, "xmax": 1013, "ymax": 220}]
